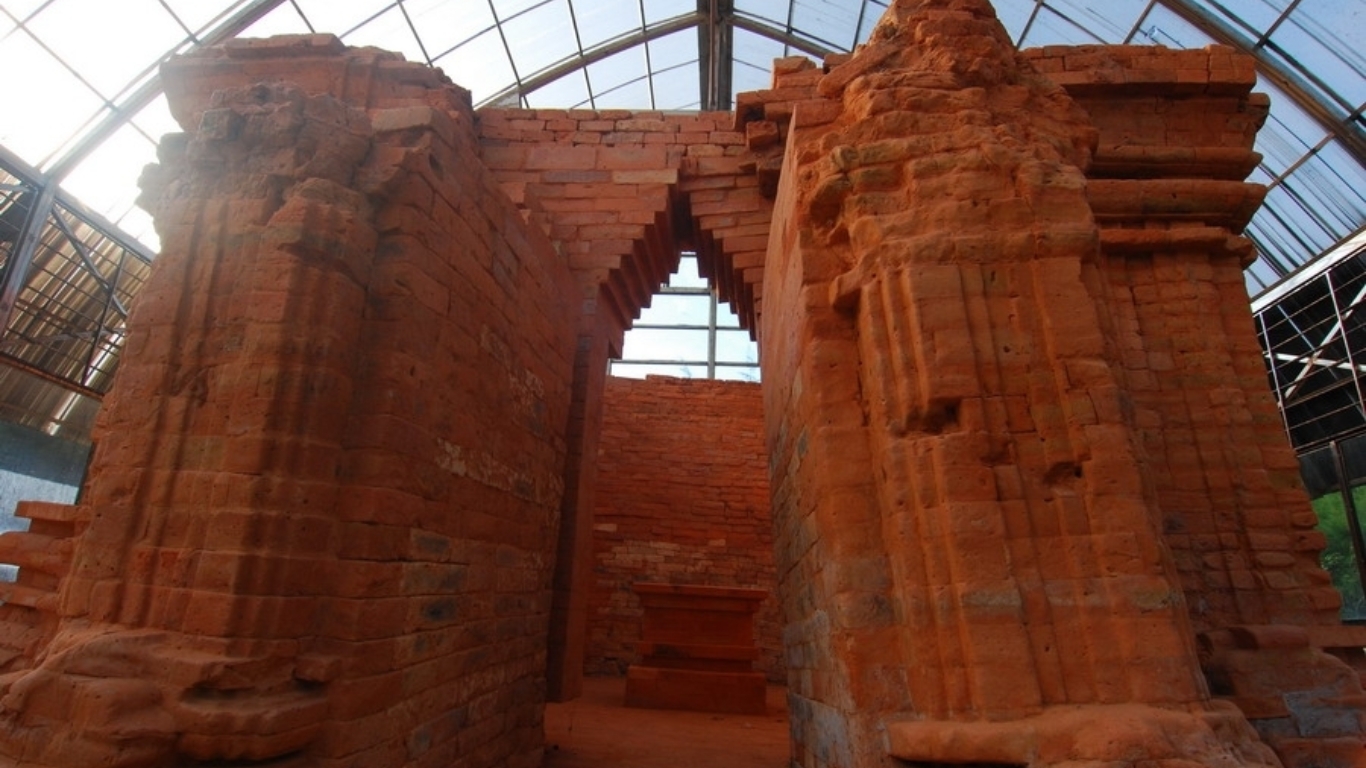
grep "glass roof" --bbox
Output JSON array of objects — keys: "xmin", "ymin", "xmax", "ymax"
[{"xmin": 0, "ymin": 0, "xmax": 1362, "ymax": 298}]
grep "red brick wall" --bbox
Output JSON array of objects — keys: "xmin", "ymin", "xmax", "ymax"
[
  {"xmin": 0, "ymin": 40, "xmax": 580, "ymax": 768},
  {"xmin": 585, "ymin": 376, "xmax": 782, "ymax": 681}
]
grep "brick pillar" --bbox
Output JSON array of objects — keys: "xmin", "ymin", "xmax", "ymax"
[
  {"xmin": 0, "ymin": 38, "xmax": 579, "ymax": 768},
  {"xmin": 1029, "ymin": 44, "xmax": 1366, "ymax": 767},
  {"xmin": 546, "ymin": 303, "xmax": 616, "ymax": 701},
  {"xmin": 762, "ymin": 2, "xmax": 1277, "ymax": 767}
]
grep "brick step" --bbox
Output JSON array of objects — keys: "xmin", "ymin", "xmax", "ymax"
[
  {"xmin": 0, "ymin": 531, "xmax": 73, "ymax": 576},
  {"xmin": 12, "ymin": 500, "xmax": 79, "ymax": 524},
  {"xmin": 0, "ymin": 582, "xmax": 58, "ymax": 612}
]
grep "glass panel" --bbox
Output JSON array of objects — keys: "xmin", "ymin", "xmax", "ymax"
[
  {"xmin": 609, "ymin": 361, "xmax": 701, "ymax": 378},
  {"xmin": 502, "ymin": 0, "xmax": 580, "ymax": 79},
  {"xmin": 1253, "ymin": 77, "xmax": 1330, "ymax": 179},
  {"xmin": 526, "ymin": 70, "xmax": 592, "ymax": 109},
  {"xmin": 292, "ymin": 0, "xmax": 394, "ymax": 36},
  {"xmin": 733, "ymin": 26, "xmax": 786, "ymax": 72},
  {"xmin": 240, "ymin": 3, "xmax": 312, "ymax": 38},
  {"xmin": 717, "ymin": 300, "xmax": 742, "ymax": 327},
  {"xmin": 1044, "ymin": 0, "xmax": 1149, "ymax": 43},
  {"xmin": 643, "ymin": 0, "xmax": 695, "ymax": 26},
  {"xmin": 1263, "ymin": 182, "xmax": 1338, "ymax": 260},
  {"xmin": 669, "ymin": 255, "xmax": 708, "ymax": 288},
  {"xmin": 432, "ymin": 28, "xmax": 517, "ymax": 105},
  {"xmin": 637, "ymin": 294, "xmax": 711, "ymax": 325},
  {"xmin": 114, "ymin": 207, "xmax": 158, "ymax": 253},
  {"xmin": 0, "ymin": 31, "xmax": 106, "ymax": 166},
  {"xmin": 1267, "ymin": 3, "xmax": 1364, "ymax": 114},
  {"xmin": 60, "ymin": 123, "xmax": 157, "ymax": 222},
  {"xmin": 572, "ymin": 0, "xmax": 642, "ymax": 46},
  {"xmin": 620, "ymin": 327, "xmax": 710, "ymax": 361},
  {"xmin": 1278, "ymin": 141, "xmax": 1366, "ymax": 242},
  {"xmin": 159, "ymin": 0, "xmax": 236, "ymax": 36},
  {"xmin": 1245, "ymin": 261, "xmax": 1279, "ymax": 296},
  {"xmin": 732, "ymin": 58, "xmax": 771, "ymax": 95},
  {"xmin": 1020, "ymin": 6, "xmax": 1103, "ymax": 47},
  {"xmin": 131, "ymin": 95, "xmax": 181, "ymax": 142},
  {"xmin": 26, "ymin": 0, "xmax": 185, "ymax": 99},
  {"xmin": 1131, "ymin": 5, "xmax": 1214, "ymax": 49},
  {"xmin": 652, "ymin": 64, "xmax": 700, "ymax": 110},
  {"xmin": 403, "ymin": 0, "xmax": 496, "ymax": 59},
  {"xmin": 3, "ymin": 0, "xmax": 51, "ymax": 20},
  {"xmin": 791, "ymin": 0, "xmax": 859, "ymax": 50},
  {"xmin": 588, "ymin": 44, "xmax": 649, "ymax": 95},
  {"xmin": 1187, "ymin": 0, "xmax": 1292, "ymax": 38},
  {"xmin": 735, "ymin": 0, "xmax": 792, "ymax": 28},
  {"xmin": 593, "ymin": 75, "xmax": 653, "ymax": 109},
  {"xmin": 991, "ymin": 0, "xmax": 1035, "ymax": 44},
  {"xmin": 714, "ymin": 365, "xmax": 760, "ymax": 382},
  {"xmin": 716, "ymin": 329, "xmax": 758, "ymax": 363},
  {"xmin": 492, "ymin": 0, "xmax": 552, "ymax": 21},
  {"xmin": 647, "ymin": 28, "xmax": 697, "ymax": 70},
  {"xmin": 856, "ymin": 2, "xmax": 887, "ymax": 42},
  {"xmin": 344, "ymin": 5, "xmax": 428, "ymax": 64}
]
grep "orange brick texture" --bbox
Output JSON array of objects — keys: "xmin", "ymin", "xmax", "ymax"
[
  {"xmin": 0, "ymin": 1, "xmax": 1360, "ymax": 767},
  {"xmin": 760, "ymin": 2, "xmax": 1362, "ymax": 768},
  {"xmin": 0, "ymin": 38, "xmax": 578, "ymax": 767},
  {"xmin": 585, "ymin": 376, "xmax": 780, "ymax": 681}
]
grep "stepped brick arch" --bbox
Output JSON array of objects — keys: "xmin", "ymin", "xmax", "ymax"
[
  {"xmin": 475, "ymin": 108, "xmax": 779, "ymax": 699},
  {"xmin": 1, "ymin": 2, "xmax": 1365, "ymax": 767}
]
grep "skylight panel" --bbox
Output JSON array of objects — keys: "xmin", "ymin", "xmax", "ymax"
[
  {"xmin": 1045, "ymin": 0, "xmax": 1150, "ymax": 43},
  {"xmin": 647, "ymin": 29, "xmax": 696, "ymax": 70},
  {"xmin": 502, "ymin": 0, "xmax": 580, "ymax": 82},
  {"xmin": 1255, "ymin": 77, "xmax": 1332, "ymax": 178},
  {"xmin": 157, "ymin": 0, "xmax": 238, "ymax": 37},
  {"xmin": 642, "ymin": 0, "xmax": 694, "ymax": 26},
  {"xmin": 1019, "ymin": 6, "xmax": 1105, "ymax": 48},
  {"xmin": 526, "ymin": 70, "xmax": 592, "ymax": 109},
  {"xmin": 60, "ymin": 122, "xmax": 156, "ymax": 223},
  {"xmin": 587, "ymin": 44, "xmax": 649, "ymax": 97},
  {"xmin": 240, "ymin": 4, "xmax": 312, "ymax": 38},
  {"xmin": 491, "ymin": 0, "xmax": 551, "ymax": 22},
  {"xmin": 1185, "ymin": 0, "xmax": 1292, "ymax": 38},
  {"xmin": 571, "ymin": 0, "xmax": 642, "ymax": 48},
  {"xmin": 735, "ymin": 0, "xmax": 792, "ymax": 29},
  {"xmin": 292, "ymin": 0, "xmax": 394, "ymax": 36},
  {"xmin": 1129, "ymin": 4, "xmax": 1213, "ymax": 49},
  {"xmin": 790, "ymin": 0, "xmax": 859, "ymax": 51},
  {"xmin": 344, "ymin": 5, "xmax": 429, "ymax": 64},
  {"xmin": 592, "ymin": 74, "xmax": 653, "ymax": 109},
  {"xmin": 650, "ymin": 63, "xmax": 700, "ymax": 111},
  {"xmin": 1267, "ymin": 5, "xmax": 1364, "ymax": 117},
  {"xmin": 991, "ymin": 0, "xmax": 1036, "ymax": 44},
  {"xmin": 435, "ymin": 28, "xmax": 517, "ymax": 105},
  {"xmin": 25, "ymin": 0, "xmax": 184, "ymax": 100},
  {"xmin": 402, "ymin": 0, "xmax": 496, "ymax": 60},
  {"xmin": 0, "ymin": 30, "xmax": 104, "ymax": 166}
]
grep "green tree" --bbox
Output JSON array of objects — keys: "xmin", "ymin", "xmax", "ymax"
[{"xmin": 1310, "ymin": 490, "xmax": 1366, "ymax": 620}]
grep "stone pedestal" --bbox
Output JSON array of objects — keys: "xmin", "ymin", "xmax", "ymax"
[{"xmin": 624, "ymin": 583, "xmax": 767, "ymax": 714}]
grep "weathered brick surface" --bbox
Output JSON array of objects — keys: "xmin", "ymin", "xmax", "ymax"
[
  {"xmin": 762, "ymin": 2, "xmax": 1349, "ymax": 768},
  {"xmin": 0, "ymin": 2, "xmax": 1358, "ymax": 768},
  {"xmin": 0, "ymin": 39, "xmax": 576, "ymax": 768},
  {"xmin": 585, "ymin": 376, "xmax": 780, "ymax": 681}
]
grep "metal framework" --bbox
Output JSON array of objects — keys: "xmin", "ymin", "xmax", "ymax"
[
  {"xmin": 611, "ymin": 254, "xmax": 759, "ymax": 381},
  {"xmin": 0, "ymin": 147, "xmax": 153, "ymax": 436}
]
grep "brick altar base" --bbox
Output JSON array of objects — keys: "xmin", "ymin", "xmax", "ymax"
[{"xmin": 624, "ymin": 584, "xmax": 768, "ymax": 715}]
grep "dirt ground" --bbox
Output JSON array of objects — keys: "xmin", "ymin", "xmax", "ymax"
[{"xmin": 542, "ymin": 676, "xmax": 790, "ymax": 768}]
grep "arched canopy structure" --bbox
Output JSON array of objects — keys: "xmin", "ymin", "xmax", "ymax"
[{"xmin": 0, "ymin": 0, "xmax": 1362, "ymax": 431}]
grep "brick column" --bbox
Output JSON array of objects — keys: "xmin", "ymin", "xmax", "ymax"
[{"xmin": 761, "ymin": 3, "xmax": 1277, "ymax": 767}]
